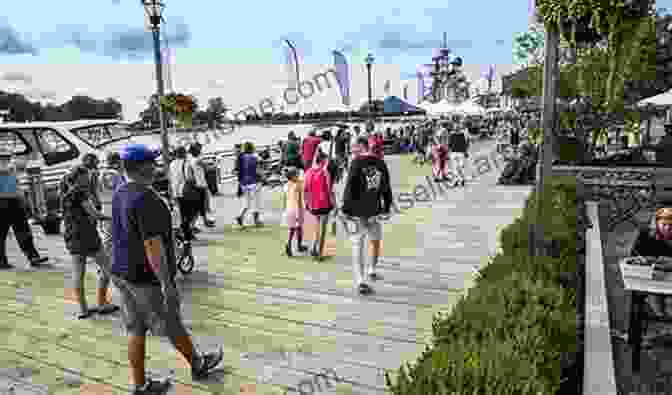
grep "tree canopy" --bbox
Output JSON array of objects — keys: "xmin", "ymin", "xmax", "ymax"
[{"xmin": 0, "ymin": 92, "xmax": 122, "ymax": 122}]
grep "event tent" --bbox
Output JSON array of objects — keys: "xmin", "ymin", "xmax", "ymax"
[
  {"xmin": 427, "ymin": 99, "xmax": 461, "ymax": 115},
  {"xmin": 454, "ymin": 100, "xmax": 486, "ymax": 115},
  {"xmin": 383, "ymin": 96, "xmax": 425, "ymax": 114}
]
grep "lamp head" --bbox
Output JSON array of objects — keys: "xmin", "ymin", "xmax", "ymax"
[{"xmin": 142, "ymin": 0, "xmax": 164, "ymax": 26}]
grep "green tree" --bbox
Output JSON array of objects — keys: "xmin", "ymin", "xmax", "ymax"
[{"xmin": 513, "ymin": 30, "xmax": 545, "ymax": 66}]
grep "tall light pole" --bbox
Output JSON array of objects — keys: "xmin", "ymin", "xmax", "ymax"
[
  {"xmin": 365, "ymin": 53, "xmax": 374, "ymax": 125},
  {"xmin": 142, "ymin": 0, "xmax": 171, "ymax": 200}
]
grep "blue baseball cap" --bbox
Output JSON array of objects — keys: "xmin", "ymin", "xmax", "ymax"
[{"xmin": 119, "ymin": 144, "xmax": 161, "ymax": 162}]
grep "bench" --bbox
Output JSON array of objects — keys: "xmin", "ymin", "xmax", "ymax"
[{"xmin": 619, "ymin": 256, "xmax": 672, "ymax": 373}]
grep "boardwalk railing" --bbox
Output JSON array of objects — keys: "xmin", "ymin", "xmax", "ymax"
[{"xmin": 583, "ymin": 201, "xmax": 618, "ymax": 394}]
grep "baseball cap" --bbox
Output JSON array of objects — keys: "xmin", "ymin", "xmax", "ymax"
[{"xmin": 119, "ymin": 144, "xmax": 160, "ymax": 162}]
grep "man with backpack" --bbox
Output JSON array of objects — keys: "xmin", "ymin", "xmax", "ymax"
[
  {"xmin": 368, "ymin": 132, "xmax": 385, "ymax": 160},
  {"xmin": 341, "ymin": 137, "xmax": 394, "ymax": 295},
  {"xmin": 303, "ymin": 150, "xmax": 337, "ymax": 260}
]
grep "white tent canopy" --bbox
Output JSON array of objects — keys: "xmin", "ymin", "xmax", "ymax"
[
  {"xmin": 453, "ymin": 100, "xmax": 486, "ymax": 115},
  {"xmin": 638, "ymin": 89, "xmax": 672, "ymax": 106},
  {"xmin": 426, "ymin": 99, "xmax": 461, "ymax": 115}
]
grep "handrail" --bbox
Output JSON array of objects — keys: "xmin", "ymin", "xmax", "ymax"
[{"xmin": 583, "ymin": 201, "xmax": 618, "ymax": 395}]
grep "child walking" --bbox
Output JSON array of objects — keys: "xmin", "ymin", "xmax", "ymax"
[{"xmin": 283, "ymin": 167, "xmax": 308, "ymax": 256}]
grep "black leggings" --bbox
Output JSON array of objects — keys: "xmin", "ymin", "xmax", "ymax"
[{"xmin": 0, "ymin": 198, "xmax": 39, "ymax": 261}]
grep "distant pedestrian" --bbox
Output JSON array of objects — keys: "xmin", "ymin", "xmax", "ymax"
[
  {"xmin": 282, "ymin": 167, "xmax": 307, "ymax": 256},
  {"xmin": 341, "ymin": 137, "xmax": 394, "ymax": 295},
  {"xmin": 110, "ymin": 144, "xmax": 223, "ymax": 394},
  {"xmin": 169, "ymin": 146, "xmax": 198, "ymax": 241},
  {"xmin": 235, "ymin": 142, "xmax": 263, "ymax": 227},
  {"xmin": 60, "ymin": 165, "xmax": 119, "ymax": 319},
  {"xmin": 301, "ymin": 130, "xmax": 321, "ymax": 170},
  {"xmin": 448, "ymin": 122, "xmax": 471, "ymax": 187},
  {"xmin": 304, "ymin": 150, "xmax": 336, "ymax": 260},
  {"xmin": 187, "ymin": 143, "xmax": 215, "ymax": 229},
  {"xmin": 283, "ymin": 131, "xmax": 302, "ymax": 170},
  {"xmin": 0, "ymin": 148, "xmax": 49, "ymax": 269}
]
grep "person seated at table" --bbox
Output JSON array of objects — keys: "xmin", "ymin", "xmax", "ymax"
[{"xmin": 630, "ymin": 207, "xmax": 672, "ymax": 317}]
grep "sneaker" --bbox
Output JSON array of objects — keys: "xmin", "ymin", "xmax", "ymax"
[
  {"xmin": 358, "ymin": 283, "xmax": 373, "ymax": 295},
  {"xmin": 29, "ymin": 256, "xmax": 48, "ymax": 267},
  {"xmin": 192, "ymin": 347, "xmax": 224, "ymax": 381},
  {"xmin": 131, "ymin": 378, "xmax": 172, "ymax": 394},
  {"xmin": 368, "ymin": 272, "xmax": 383, "ymax": 281},
  {"xmin": 285, "ymin": 243, "xmax": 293, "ymax": 257},
  {"xmin": 0, "ymin": 258, "xmax": 13, "ymax": 269}
]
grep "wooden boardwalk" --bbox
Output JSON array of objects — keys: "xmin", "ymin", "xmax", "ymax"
[{"xmin": 1, "ymin": 141, "xmax": 531, "ymax": 394}]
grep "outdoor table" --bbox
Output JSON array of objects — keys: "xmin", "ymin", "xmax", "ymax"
[{"xmin": 620, "ymin": 256, "xmax": 672, "ymax": 372}]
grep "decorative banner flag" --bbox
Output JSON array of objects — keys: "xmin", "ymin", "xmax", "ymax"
[
  {"xmin": 285, "ymin": 39, "xmax": 300, "ymax": 90},
  {"xmin": 383, "ymin": 80, "xmax": 391, "ymax": 96},
  {"xmin": 161, "ymin": 47, "xmax": 174, "ymax": 93},
  {"xmin": 332, "ymin": 50, "xmax": 350, "ymax": 106},
  {"xmin": 403, "ymin": 84, "xmax": 408, "ymax": 101},
  {"xmin": 482, "ymin": 64, "xmax": 495, "ymax": 91}
]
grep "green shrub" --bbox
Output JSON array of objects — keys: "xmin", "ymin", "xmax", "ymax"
[
  {"xmin": 388, "ymin": 274, "xmax": 577, "ymax": 395},
  {"xmin": 386, "ymin": 176, "xmax": 579, "ymax": 395}
]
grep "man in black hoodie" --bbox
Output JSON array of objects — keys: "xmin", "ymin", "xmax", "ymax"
[{"xmin": 341, "ymin": 137, "xmax": 394, "ymax": 295}]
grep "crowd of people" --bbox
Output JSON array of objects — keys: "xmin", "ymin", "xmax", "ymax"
[{"xmin": 0, "ymin": 114, "xmax": 535, "ymax": 394}]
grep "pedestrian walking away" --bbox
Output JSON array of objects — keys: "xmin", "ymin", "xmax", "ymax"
[
  {"xmin": 187, "ymin": 143, "xmax": 215, "ymax": 230},
  {"xmin": 169, "ymin": 146, "xmax": 199, "ymax": 241},
  {"xmin": 282, "ymin": 167, "xmax": 308, "ymax": 257},
  {"xmin": 235, "ymin": 142, "xmax": 264, "ymax": 227},
  {"xmin": 448, "ymin": 122, "xmax": 471, "ymax": 187},
  {"xmin": 341, "ymin": 136, "xmax": 394, "ymax": 295},
  {"xmin": 60, "ymin": 165, "xmax": 119, "ymax": 319},
  {"xmin": 304, "ymin": 150, "xmax": 337, "ymax": 260},
  {"xmin": 301, "ymin": 130, "xmax": 322, "ymax": 170},
  {"xmin": 0, "ymin": 147, "xmax": 49, "ymax": 269},
  {"xmin": 110, "ymin": 144, "xmax": 223, "ymax": 394},
  {"xmin": 283, "ymin": 131, "xmax": 303, "ymax": 170}
]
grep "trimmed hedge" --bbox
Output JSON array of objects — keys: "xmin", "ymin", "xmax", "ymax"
[{"xmin": 386, "ymin": 176, "xmax": 579, "ymax": 395}]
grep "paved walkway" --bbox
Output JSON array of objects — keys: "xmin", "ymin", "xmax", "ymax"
[{"xmin": 0, "ymin": 141, "xmax": 531, "ymax": 394}]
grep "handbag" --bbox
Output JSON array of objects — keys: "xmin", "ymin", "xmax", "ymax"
[{"xmin": 182, "ymin": 160, "xmax": 201, "ymax": 202}]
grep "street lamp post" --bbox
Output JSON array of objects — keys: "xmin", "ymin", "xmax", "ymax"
[
  {"xmin": 365, "ymin": 54, "xmax": 374, "ymax": 125},
  {"xmin": 142, "ymin": 0, "xmax": 171, "ymax": 200}
]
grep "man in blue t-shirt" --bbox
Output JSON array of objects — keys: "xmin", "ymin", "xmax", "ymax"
[{"xmin": 110, "ymin": 144, "xmax": 222, "ymax": 394}]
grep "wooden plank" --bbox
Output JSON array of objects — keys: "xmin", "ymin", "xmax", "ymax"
[{"xmin": 0, "ymin": 301, "xmax": 396, "ymax": 393}]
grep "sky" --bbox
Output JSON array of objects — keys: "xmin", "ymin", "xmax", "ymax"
[{"xmin": 0, "ymin": 0, "xmax": 539, "ymax": 121}]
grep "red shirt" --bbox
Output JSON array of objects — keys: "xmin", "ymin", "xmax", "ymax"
[
  {"xmin": 301, "ymin": 136, "xmax": 322, "ymax": 163},
  {"xmin": 368, "ymin": 135, "xmax": 384, "ymax": 159}
]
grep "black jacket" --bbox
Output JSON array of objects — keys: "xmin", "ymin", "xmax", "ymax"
[
  {"xmin": 342, "ymin": 155, "xmax": 393, "ymax": 218},
  {"xmin": 449, "ymin": 132, "xmax": 469, "ymax": 153}
]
